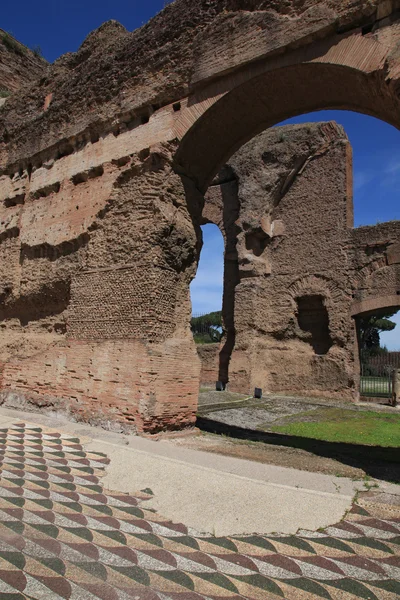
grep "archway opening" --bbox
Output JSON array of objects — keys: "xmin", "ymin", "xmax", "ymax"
[
  {"xmin": 355, "ymin": 305, "xmax": 400, "ymax": 403},
  {"xmin": 175, "ymin": 49, "xmax": 400, "ymax": 410},
  {"xmin": 190, "ymin": 223, "xmax": 226, "ymax": 388},
  {"xmin": 184, "ymin": 106, "xmax": 400, "ymax": 402}
]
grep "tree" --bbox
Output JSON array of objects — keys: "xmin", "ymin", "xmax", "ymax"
[
  {"xmin": 191, "ymin": 311, "xmax": 223, "ymax": 344},
  {"xmin": 358, "ymin": 311, "xmax": 397, "ymax": 352}
]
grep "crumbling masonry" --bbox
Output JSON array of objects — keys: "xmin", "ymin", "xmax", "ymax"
[
  {"xmin": 0, "ymin": 0, "xmax": 399, "ymax": 432},
  {"xmin": 199, "ymin": 122, "xmax": 400, "ymax": 399}
]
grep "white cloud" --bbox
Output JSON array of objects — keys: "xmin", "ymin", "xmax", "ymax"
[
  {"xmin": 353, "ymin": 170, "xmax": 374, "ymax": 191},
  {"xmin": 385, "ymin": 159, "xmax": 400, "ymax": 175}
]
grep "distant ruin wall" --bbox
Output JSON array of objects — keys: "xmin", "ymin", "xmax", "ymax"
[
  {"xmin": 196, "ymin": 344, "xmax": 220, "ymax": 386},
  {"xmin": 351, "ymin": 221, "xmax": 400, "ymax": 316},
  {"xmin": 202, "ymin": 122, "xmax": 357, "ymax": 399}
]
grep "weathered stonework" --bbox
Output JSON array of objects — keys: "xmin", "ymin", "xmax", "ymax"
[
  {"xmin": 201, "ymin": 123, "xmax": 400, "ymax": 399},
  {"xmin": 202, "ymin": 122, "xmax": 356, "ymax": 399},
  {"xmin": 0, "ymin": 0, "xmax": 399, "ymax": 430},
  {"xmin": 0, "ymin": 141, "xmax": 200, "ymax": 433},
  {"xmin": 0, "ymin": 30, "xmax": 46, "ymax": 95}
]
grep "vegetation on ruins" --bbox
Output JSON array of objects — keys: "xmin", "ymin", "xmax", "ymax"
[
  {"xmin": 32, "ymin": 45, "xmax": 43, "ymax": 59},
  {"xmin": 1, "ymin": 32, "xmax": 26, "ymax": 56}
]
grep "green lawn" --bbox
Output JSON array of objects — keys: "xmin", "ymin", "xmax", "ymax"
[{"xmin": 271, "ymin": 409, "xmax": 400, "ymax": 447}]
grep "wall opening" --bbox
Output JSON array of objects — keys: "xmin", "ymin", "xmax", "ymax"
[
  {"xmin": 190, "ymin": 203, "xmax": 240, "ymax": 387},
  {"xmin": 296, "ymin": 295, "xmax": 333, "ymax": 355},
  {"xmin": 355, "ymin": 306, "xmax": 400, "ymax": 402},
  {"xmin": 190, "ymin": 223, "xmax": 224, "ymax": 345}
]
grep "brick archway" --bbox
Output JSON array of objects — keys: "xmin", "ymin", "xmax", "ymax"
[{"xmin": 175, "ymin": 40, "xmax": 400, "ymax": 191}]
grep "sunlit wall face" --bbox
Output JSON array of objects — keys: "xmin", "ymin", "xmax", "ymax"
[
  {"xmin": 189, "ymin": 110, "xmax": 400, "ymax": 349},
  {"xmin": 279, "ymin": 111, "xmax": 399, "ymax": 227}
]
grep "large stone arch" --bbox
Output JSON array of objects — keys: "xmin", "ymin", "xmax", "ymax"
[{"xmin": 175, "ymin": 32, "xmax": 400, "ymax": 190}]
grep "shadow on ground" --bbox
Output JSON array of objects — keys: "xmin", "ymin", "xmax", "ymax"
[{"xmin": 197, "ymin": 416, "xmax": 400, "ymax": 484}]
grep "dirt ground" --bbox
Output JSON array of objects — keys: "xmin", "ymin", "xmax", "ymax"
[{"xmin": 170, "ymin": 431, "xmax": 367, "ymax": 478}]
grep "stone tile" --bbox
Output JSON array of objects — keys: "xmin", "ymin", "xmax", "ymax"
[{"xmin": 0, "ymin": 423, "xmax": 398, "ymax": 600}]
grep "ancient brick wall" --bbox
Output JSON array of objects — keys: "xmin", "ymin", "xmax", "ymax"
[
  {"xmin": 200, "ymin": 123, "xmax": 400, "ymax": 401},
  {"xmin": 202, "ymin": 122, "xmax": 357, "ymax": 399},
  {"xmin": 196, "ymin": 344, "xmax": 220, "ymax": 386},
  {"xmin": 351, "ymin": 222, "xmax": 400, "ymax": 316},
  {"xmin": 0, "ymin": 1, "xmax": 399, "ymax": 430},
  {"xmin": 0, "ymin": 139, "xmax": 200, "ymax": 432}
]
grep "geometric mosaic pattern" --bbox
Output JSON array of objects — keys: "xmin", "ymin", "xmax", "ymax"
[{"xmin": 0, "ymin": 424, "xmax": 399, "ymax": 599}]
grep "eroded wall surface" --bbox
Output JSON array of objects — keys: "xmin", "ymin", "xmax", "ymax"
[
  {"xmin": 0, "ymin": 141, "xmax": 200, "ymax": 432},
  {"xmin": 202, "ymin": 122, "xmax": 400, "ymax": 399},
  {"xmin": 203, "ymin": 122, "xmax": 357, "ymax": 399},
  {"xmin": 0, "ymin": 30, "xmax": 46, "ymax": 95},
  {"xmin": 0, "ymin": 0, "xmax": 399, "ymax": 430},
  {"xmin": 352, "ymin": 222, "xmax": 400, "ymax": 316}
]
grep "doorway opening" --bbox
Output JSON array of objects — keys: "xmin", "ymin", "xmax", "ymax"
[
  {"xmin": 356, "ymin": 307, "xmax": 400, "ymax": 402},
  {"xmin": 190, "ymin": 224, "xmax": 224, "ymax": 386}
]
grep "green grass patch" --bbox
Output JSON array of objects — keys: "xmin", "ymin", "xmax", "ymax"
[
  {"xmin": 271, "ymin": 410, "xmax": 400, "ymax": 447},
  {"xmin": 193, "ymin": 334, "xmax": 218, "ymax": 345}
]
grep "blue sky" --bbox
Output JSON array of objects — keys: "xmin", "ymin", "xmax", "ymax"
[
  {"xmin": 2, "ymin": 2, "xmax": 399, "ymax": 347},
  {"xmin": 1, "ymin": 0, "xmax": 168, "ymax": 63}
]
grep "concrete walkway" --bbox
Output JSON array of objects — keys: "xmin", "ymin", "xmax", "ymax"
[
  {"xmin": 0, "ymin": 407, "xmax": 365, "ymax": 536},
  {"xmin": 0, "ymin": 408, "xmax": 398, "ymax": 599}
]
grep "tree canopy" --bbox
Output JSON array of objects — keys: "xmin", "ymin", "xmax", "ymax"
[
  {"xmin": 191, "ymin": 311, "xmax": 223, "ymax": 343},
  {"xmin": 358, "ymin": 310, "xmax": 397, "ymax": 353}
]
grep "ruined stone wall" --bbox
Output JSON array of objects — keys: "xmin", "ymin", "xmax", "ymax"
[
  {"xmin": 1, "ymin": 1, "xmax": 396, "ymax": 169},
  {"xmin": 196, "ymin": 344, "xmax": 220, "ymax": 386},
  {"xmin": 0, "ymin": 140, "xmax": 200, "ymax": 432},
  {"xmin": 0, "ymin": 0, "xmax": 399, "ymax": 430},
  {"xmin": 0, "ymin": 30, "xmax": 46, "ymax": 95},
  {"xmin": 351, "ymin": 221, "xmax": 400, "ymax": 316},
  {"xmin": 200, "ymin": 123, "xmax": 400, "ymax": 400},
  {"xmin": 202, "ymin": 122, "xmax": 356, "ymax": 399}
]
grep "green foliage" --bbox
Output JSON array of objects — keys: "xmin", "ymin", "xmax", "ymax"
[
  {"xmin": 358, "ymin": 310, "xmax": 397, "ymax": 352},
  {"xmin": 1, "ymin": 32, "xmax": 26, "ymax": 56},
  {"xmin": 32, "ymin": 45, "xmax": 43, "ymax": 59},
  {"xmin": 0, "ymin": 89, "xmax": 11, "ymax": 98},
  {"xmin": 191, "ymin": 311, "xmax": 223, "ymax": 344}
]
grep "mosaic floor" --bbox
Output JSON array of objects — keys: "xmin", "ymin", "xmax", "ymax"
[{"xmin": 0, "ymin": 423, "xmax": 398, "ymax": 600}]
